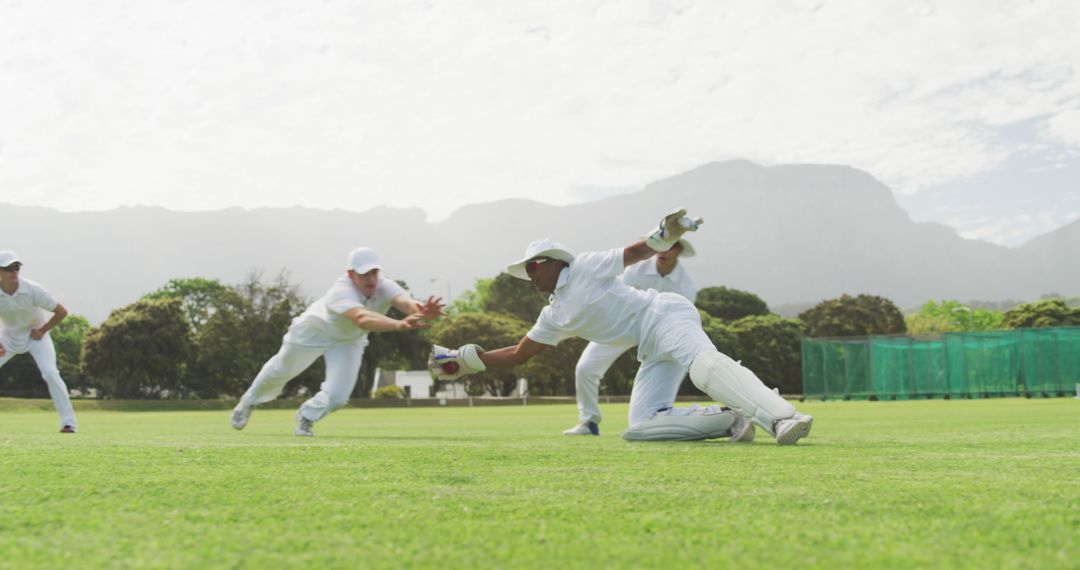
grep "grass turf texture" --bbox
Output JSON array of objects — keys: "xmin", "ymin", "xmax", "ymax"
[{"xmin": 1, "ymin": 399, "xmax": 1077, "ymax": 569}]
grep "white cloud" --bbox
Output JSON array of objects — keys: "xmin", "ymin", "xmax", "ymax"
[
  {"xmin": 955, "ymin": 210, "xmax": 1080, "ymax": 246},
  {"xmin": 0, "ymin": 0, "xmax": 1078, "ymax": 223},
  {"xmin": 1043, "ymin": 109, "xmax": 1080, "ymax": 148}
]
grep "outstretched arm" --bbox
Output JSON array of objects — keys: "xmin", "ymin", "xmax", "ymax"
[
  {"xmin": 343, "ymin": 306, "xmax": 429, "ymax": 332},
  {"xmin": 478, "ymin": 336, "xmax": 548, "ymax": 369},
  {"xmin": 392, "ymin": 294, "xmax": 446, "ymax": 321}
]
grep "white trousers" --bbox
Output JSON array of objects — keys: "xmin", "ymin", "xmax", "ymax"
[
  {"xmin": 624, "ymin": 293, "xmax": 715, "ymax": 427},
  {"xmin": 0, "ymin": 335, "xmax": 77, "ymax": 428},
  {"xmin": 574, "ymin": 341, "xmax": 690, "ymax": 426},
  {"xmin": 240, "ymin": 340, "xmax": 365, "ymax": 423}
]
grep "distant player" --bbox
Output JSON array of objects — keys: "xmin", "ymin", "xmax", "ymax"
[
  {"xmin": 0, "ymin": 251, "xmax": 78, "ymax": 433},
  {"xmin": 231, "ymin": 247, "xmax": 444, "ymax": 436},
  {"xmin": 563, "ymin": 238, "xmax": 698, "ymax": 436},
  {"xmin": 429, "ymin": 210, "xmax": 813, "ymax": 444}
]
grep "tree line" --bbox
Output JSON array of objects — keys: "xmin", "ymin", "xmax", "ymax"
[{"xmin": 1, "ymin": 271, "xmax": 1077, "ymax": 399}]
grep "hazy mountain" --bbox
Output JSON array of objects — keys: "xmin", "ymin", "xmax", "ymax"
[{"xmin": 3, "ymin": 160, "xmax": 1076, "ymax": 323}]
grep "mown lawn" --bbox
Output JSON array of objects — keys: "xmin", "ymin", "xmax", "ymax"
[{"xmin": 1, "ymin": 398, "xmax": 1077, "ymax": 569}]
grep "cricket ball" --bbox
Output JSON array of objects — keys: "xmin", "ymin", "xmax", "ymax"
[{"xmin": 441, "ymin": 361, "xmax": 460, "ymax": 374}]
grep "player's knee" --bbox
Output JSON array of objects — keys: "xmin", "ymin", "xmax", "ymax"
[{"xmin": 327, "ymin": 391, "xmax": 351, "ymax": 410}]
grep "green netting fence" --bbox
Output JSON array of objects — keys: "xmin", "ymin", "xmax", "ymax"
[{"xmin": 802, "ymin": 327, "xmax": 1080, "ymax": 400}]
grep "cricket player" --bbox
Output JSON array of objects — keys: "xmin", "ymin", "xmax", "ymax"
[
  {"xmin": 231, "ymin": 247, "xmax": 444, "ymax": 436},
  {"xmin": 563, "ymin": 238, "xmax": 698, "ymax": 436},
  {"xmin": 0, "ymin": 251, "xmax": 78, "ymax": 433},
  {"xmin": 429, "ymin": 210, "xmax": 813, "ymax": 444}
]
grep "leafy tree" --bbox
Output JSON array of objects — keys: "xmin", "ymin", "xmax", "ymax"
[
  {"xmin": 188, "ymin": 272, "xmax": 317, "ymax": 399},
  {"xmin": 727, "ymin": 315, "xmax": 805, "ymax": 394},
  {"xmin": 700, "ymin": 311, "xmax": 738, "ymax": 356},
  {"xmin": 483, "ymin": 273, "xmax": 549, "ymax": 323},
  {"xmin": 82, "ymin": 297, "xmax": 194, "ymax": 398},
  {"xmin": 696, "ymin": 286, "xmax": 770, "ymax": 321},
  {"xmin": 1002, "ymin": 299, "xmax": 1080, "ymax": 329},
  {"xmin": 906, "ymin": 300, "xmax": 1004, "ymax": 334},
  {"xmin": 428, "ymin": 312, "xmax": 531, "ymax": 396},
  {"xmin": 51, "ymin": 315, "xmax": 91, "ymax": 392},
  {"xmin": 0, "ymin": 354, "xmax": 44, "ymax": 397},
  {"xmin": 799, "ymin": 294, "xmax": 906, "ymax": 338},
  {"xmin": 448, "ymin": 278, "xmax": 492, "ymax": 315},
  {"xmin": 144, "ymin": 277, "xmax": 231, "ymax": 333}
]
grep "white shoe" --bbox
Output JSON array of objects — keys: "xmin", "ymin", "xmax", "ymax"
[
  {"xmin": 728, "ymin": 415, "xmax": 755, "ymax": 443},
  {"xmin": 231, "ymin": 403, "xmax": 253, "ymax": 430},
  {"xmin": 563, "ymin": 421, "xmax": 600, "ymax": 436},
  {"xmin": 295, "ymin": 411, "xmax": 314, "ymax": 437},
  {"xmin": 774, "ymin": 413, "xmax": 813, "ymax": 446}
]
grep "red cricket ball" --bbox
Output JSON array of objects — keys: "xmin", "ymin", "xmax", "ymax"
[{"xmin": 441, "ymin": 361, "xmax": 460, "ymax": 374}]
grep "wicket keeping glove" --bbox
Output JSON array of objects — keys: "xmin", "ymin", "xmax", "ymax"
[
  {"xmin": 428, "ymin": 344, "xmax": 487, "ymax": 381},
  {"xmin": 645, "ymin": 208, "xmax": 704, "ymax": 252}
]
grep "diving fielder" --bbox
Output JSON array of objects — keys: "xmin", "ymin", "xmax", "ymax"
[
  {"xmin": 0, "ymin": 251, "xmax": 77, "ymax": 433},
  {"xmin": 563, "ymin": 238, "xmax": 698, "ymax": 436},
  {"xmin": 231, "ymin": 247, "xmax": 444, "ymax": 436},
  {"xmin": 429, "ymin": 210, "xmax": 813, "ymax": 444}
]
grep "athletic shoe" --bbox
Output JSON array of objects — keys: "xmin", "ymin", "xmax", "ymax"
[
  {"xmin": 773, "ymin": 413, "xmax": 813, "ymax": 446},
  {"xmin": 231, "ymin": 403, "xmax": 253, "ymax": 430},
  {"xmin": 60, "ymin": 425, "xmax": 76, "ymax": 434},
  {"xmin": 562, "ymin": 421, "xmax": 600, "ymax": 436},
  {"xmin": 727, "ymin": 415, "xmax": 755, "ymax": 443},
  {"xmin": 295, "ymin": 411, "xmax": 315, "ymax": 437}
]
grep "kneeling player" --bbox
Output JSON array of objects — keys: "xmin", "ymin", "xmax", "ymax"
[{"xmin": 428, "ymin": 210, "xmax": 812, "ymax": 444}]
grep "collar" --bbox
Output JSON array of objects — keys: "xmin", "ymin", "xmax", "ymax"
[
  {"xmin": 647, "ymin": 260, "xmax": 682, "ymax": 281},
  {"xmin": 547, "ymin": 267, "xmax": 571, "ymax": 302},
  {"xmin": 555, "ymin": 267, "xmax": 570, "ymax": 290},
  {"xmin": 0, "ymin": 280, "xmax": 25, "ymax": 298}
]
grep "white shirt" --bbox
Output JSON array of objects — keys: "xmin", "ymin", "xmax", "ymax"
[
  {"xmin": 0, "ymin": 278, "xmax": 59, "ymax": 354},
  {"xmin": 285, "ymin": 274, "xmax": 406, "ymax": 347},
  {"xmin": 620, "ymin": 258, "xmax": 698, "ymax": 302},
  {"xmin": 527, "ymin": 249, "xmax": 657, "ymax": 347}
]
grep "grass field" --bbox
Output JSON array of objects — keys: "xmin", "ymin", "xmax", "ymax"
[{"xmin": 1, "ymin": 398, "xmax": 1077, "ymax": 569}]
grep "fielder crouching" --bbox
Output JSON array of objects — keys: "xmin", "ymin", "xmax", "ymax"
[{"xmin": 429, "ymin": 210, "xmax": 813, "ymax": 445}]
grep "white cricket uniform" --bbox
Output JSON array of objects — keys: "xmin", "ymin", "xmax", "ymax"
[
  {"xmin": 0, "ymin": 278, "xmax": 77, "ymax": 428},
  {"xmin": 572, "ymin": 258, "xmax": 699, "ymax": 425},
  {"xmin": 240, "ymin": 274, "xmax": 406, "ymax": 422},
  {"xmin": 527, "ymin": 249, "xmax": 714, "ymax": 426}
]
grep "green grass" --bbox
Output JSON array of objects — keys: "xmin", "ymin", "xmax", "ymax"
[{"xmin": 1, "ymin": 399, "xmax": 1077, "ymax": 569}]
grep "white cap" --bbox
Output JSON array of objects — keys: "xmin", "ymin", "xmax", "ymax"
[
  {"xmin": 506, "ymin": 239, "xmax": 575, "ymax": 280},
  {"xmin": 347, "ymin": 247, "xmax": 382, "ymax": 274},
  {"xmin": 0, "ymin": 251, "xmax": 21, "ymax": 268}
]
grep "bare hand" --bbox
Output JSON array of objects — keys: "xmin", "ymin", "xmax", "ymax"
[
  {"xmin": 30, "ymin": 328, "xmax": 45, "ymax": 341},
  {"xmin": 418, "ymin": 296, "xmax": 446, "ymax": 320},
  {"xmin": 400, "ymin": 313, "xmax": 431, "ymax": 330}
]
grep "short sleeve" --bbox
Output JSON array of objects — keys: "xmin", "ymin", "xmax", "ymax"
[
  {"xmin": 378, "ymin": 278, "xmax": 407, "ymax": 302},
  {"xmin": 325, "ymin": 283, "xmax": 364, "ymax": 315},
  {"xmin": 30, "ymin": 283, "xmax": 59, "ymax": 311},
  {"xmin": 525, "ymin": 307, "xmax": 573, "ymax": 346}
]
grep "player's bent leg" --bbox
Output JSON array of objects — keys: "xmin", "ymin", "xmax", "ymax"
[
  {"xmin": 29, "ymin": 338, "xmax": 77, "ymax": 431},
  {"xmin": 689, "ymin": 350, "xmax": 812, "ymax": 445},
  {"xmin": 621, "ymin": 407, "xmax": 739, "ymax": 441},
  {"xmin": 296, "ymin": 342, "xmax": 364, "ymax": 433},
  {"xmin": 233, "ymin": 343, "xmax": 324, "ymax": 430}
]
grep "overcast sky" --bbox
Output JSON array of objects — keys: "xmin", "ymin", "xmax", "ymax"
[{"xmin": 2, "ymin": 0, "xmax": 1078, "ymax": 246}]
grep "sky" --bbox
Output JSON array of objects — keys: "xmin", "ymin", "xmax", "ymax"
[{"xmin": 1, "ymin": 0, "xmax": 1078, "ymax": 247}]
